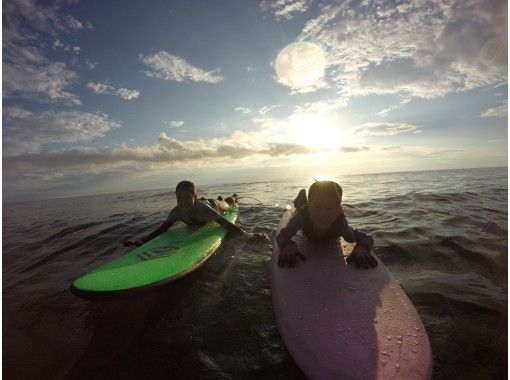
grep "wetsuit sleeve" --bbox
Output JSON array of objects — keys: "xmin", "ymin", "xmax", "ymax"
[
  {"xmin": 197, "ymin": 202, "xmax": 244, "ymax": 233},
  {"xmin": 275, "ymin": 212, "xmax": 303, "ymax": 249},
  {"xmin": 340, "ymin": 215, "xmax": 374, "ymax": 250},
  {"xmin": 197, "ymin": 201, "xmax": 223, "ymax": 222},
  {"xmin": 164, "ymin": 207, "xmax": 180, "ymax": 223}
]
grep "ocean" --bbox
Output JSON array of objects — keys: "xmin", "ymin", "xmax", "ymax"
[{"xmin": 3, "ymin": 167, "xmax": 507, "ymax": 379}]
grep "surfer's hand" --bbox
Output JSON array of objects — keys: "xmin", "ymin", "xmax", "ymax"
[
  {"xmin": 124, "ymin": 239, "xmax": 143, "ymax": 247},
  {"xmin": 347, "ymin": 245, "xmax": 378, "ymax": 269},
  {"xmin": 278, "ymin": 242, "xmax": 306, "ymax": 268}
]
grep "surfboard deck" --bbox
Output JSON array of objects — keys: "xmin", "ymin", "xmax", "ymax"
[
  {"xmin": 270, "ymin": 210, "xmax": 432, "ymax": 380},
  {"xmin": 71, "ymin": 204, "xmax": 239, "ymax": 299}
]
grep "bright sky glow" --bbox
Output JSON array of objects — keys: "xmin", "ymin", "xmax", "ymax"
[
  {"xmin": 2, "ymin": 0, "xmax": 508, "ymax": 201},
  {"xmin": 288, "ymin": 113, "xmax": 347, "ymax": 149}
]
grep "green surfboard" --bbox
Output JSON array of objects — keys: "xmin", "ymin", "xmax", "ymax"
[{"xmin": 71, "ymin": 204, "xmax": 239, "ymax": 298}]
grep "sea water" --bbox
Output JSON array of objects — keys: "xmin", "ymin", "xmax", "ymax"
[{"xmin": 3, "ymin": 167, "xmax": 507, "ymax": 379}]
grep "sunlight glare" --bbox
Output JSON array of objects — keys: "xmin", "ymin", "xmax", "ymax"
[{"xmin": 289, "ymin": 113, "xmax": 344, "ymax": 149}]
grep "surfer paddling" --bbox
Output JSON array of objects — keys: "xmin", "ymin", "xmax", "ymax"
[
  {"xmin": 124, "ymin": 180, "xmax": 245, "ymax": 247},
  {"xmin": 276, "ymin": 181, "xmax": 377, "ymax": 268}
]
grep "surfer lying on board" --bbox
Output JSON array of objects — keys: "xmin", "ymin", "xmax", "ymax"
[
  {"xmin": 276, "ymin": 181, "xmax": 378, "ymax": 269},
  {"xmin": 124, "ymin": 180, "xmax": 245, "ymax": 247}
]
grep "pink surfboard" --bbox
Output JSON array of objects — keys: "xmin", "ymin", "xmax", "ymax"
[{"xmin": 271, "ymin": 210, "xmax": 432, "ymax": 380}]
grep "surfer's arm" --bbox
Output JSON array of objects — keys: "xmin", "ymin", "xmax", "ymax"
[
  {"xmin": 340, "ymin": 217, "xmax": 374, "ymax": 250},
  {"xmin": 275, "ymin": 213, "xmax": 302, "ymax": 249},
  {"xmin": 123, "ymin": 220, "xmax": 174, "ymax": 247},
  {"xmin": 276, "ymin": 214, "xmax": 305, "ymax": 267},
  {"xmin": 196, "ymin": 202, "xmax": 244, "ymax": 234},
  {"xmin": 341, "ymin": 218, "xmax": 377, "ymax": 268},
  {"xmin": 216, "ymin": 217, "xmax": 245, "ymax": 234},
  {"xmin": 142, "ymin": 220, "xmax": 174, "ymax": 243}
]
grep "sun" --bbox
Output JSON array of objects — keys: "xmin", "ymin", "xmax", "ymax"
[{"xmin": 289, "ymin": 113, "xmax": 346, "ymax": 149}]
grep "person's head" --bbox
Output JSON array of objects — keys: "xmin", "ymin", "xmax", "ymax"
[
  {"xmin": 307, "ymin": 181, "xmax": 343, "ymax": 229},
  {"xmin": 175, "ymin": 180, "xmax": 197, "ymax": 211},
  {"xmin": 224, "ymin": 193, "xmax": 239, "ymax": 205}
]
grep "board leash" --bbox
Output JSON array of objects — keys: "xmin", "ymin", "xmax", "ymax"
[{"xmin": 238, "ymin": 196, "xmax": 263, "ymax": 205}]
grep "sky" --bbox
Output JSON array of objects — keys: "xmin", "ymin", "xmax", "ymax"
[{"xmin": 2, "ymin": 0, "xmax": 508, "ymax": 201}]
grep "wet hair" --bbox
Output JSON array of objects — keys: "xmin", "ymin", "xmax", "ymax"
[
  {"xmin": 308, "ymin": 181, "xmax": 343, "ymax": 205},
  {"xmin": 175, "ymin": 180, "xmax": 195, "ymax": 194}
]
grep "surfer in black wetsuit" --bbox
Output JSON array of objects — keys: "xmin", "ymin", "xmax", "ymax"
[
  {"xmin": 124, "ymin": 180, "xmax": 245, "ymax": 247},
  {"xmin": 276, "ymin": 181, "xmax": 378, "ymax": 269}
]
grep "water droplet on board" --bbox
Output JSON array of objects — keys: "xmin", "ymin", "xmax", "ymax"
[
  {"xmin": 412, "ymin": 348, "xmax": 418, "ymax": 353},
  {"xmin": 380, "ymin": 359, "xmax": 388, "ymax": 366},
  {"xmin": 396, "ymin": 363, "xmax": 400, "ymax": 369},
  {"xmin": 381, "ymin": 351, "xmax": 390, "ymax": 356},
  {"xmin": 387, "ymin": 335, "xmax": 391, "ymax": 340}
]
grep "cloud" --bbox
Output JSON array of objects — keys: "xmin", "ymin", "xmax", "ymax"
[
  {"xmin": 65, "ymin": 15, "xmax": 84, "ymax": 30},
  {"xmin": 114, "ymin": 88, "xmax": 141, "ymax": 100},
  {"xmin": 87, "ymin": 82, "xmax": 113, "ymax": 94},
  {"xmin": 165, "ymin": 120, "xmax": 185, "ymax": 128},
  {"xmin": 3, "ymin": 0, "xmax": 84, "ymax": 35},
  {"xmin": 3, "ymin": 107, "xmax": 121, "ymax": 154},
  {"xmin": 260, "ymin": 0, "xmax": 313, "ymax": 20},
  {"xmin": 376, "ymin": 105, "xmax": 398, "ymax": 117},
  {"xmin": 378, "ymin": 145, "xmax": 403, "ymax": 152},
  {"xmin": 353, "ymin": 122, "xmax": 421, "ymax": 137},
  {"xmin": 374, "ymin": 144, "xmax": 465, "ymax": 158},
  {"xmin": 87, "ymin": 82, "xmax": 141, "ymax": 100},
  {"xmin": 299, "ymin": 0, "xmax": 507, "ymax": 99},
  {"xmin": 4, "ymin": 132, "xmax": 316, "ymax": 176},
  {"xmin": 3, "ymin": 0, "xmax": 87, "ymax": 104},
  {"xmin": 140, "ymin": 51, "xmax": 225, "ymax": 83},
  {"xmin": 340, "ymin": 146, "xmax": 370, "ymax": 153},
  {"xmin": 85, "ymin": 60, "xmax": 98, "ymax": 70},
  {"xmin": 481, "ymin": 104, "xmax": 507, "ymax": 118},
  {"xmin": 258, "ymin": 105, "xmax": 280, "ymax": 114},
  {"xmin": 4, "ymin": 61, "xmax": 81, "ymax": 105},
  {"xmin": 294, "ymin": 99, "xmax": 347, "ymax": 114},
  {"xmin": 53, "ymin": 39, "xmax": 81, "ymax": 53},
  {"xmin": 235, "ymin": 106, "xmax": 252, "ymax": 114},
  {"xmin": 235, "ymin": 105, "xmax": 280, "ymax": 115}
]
